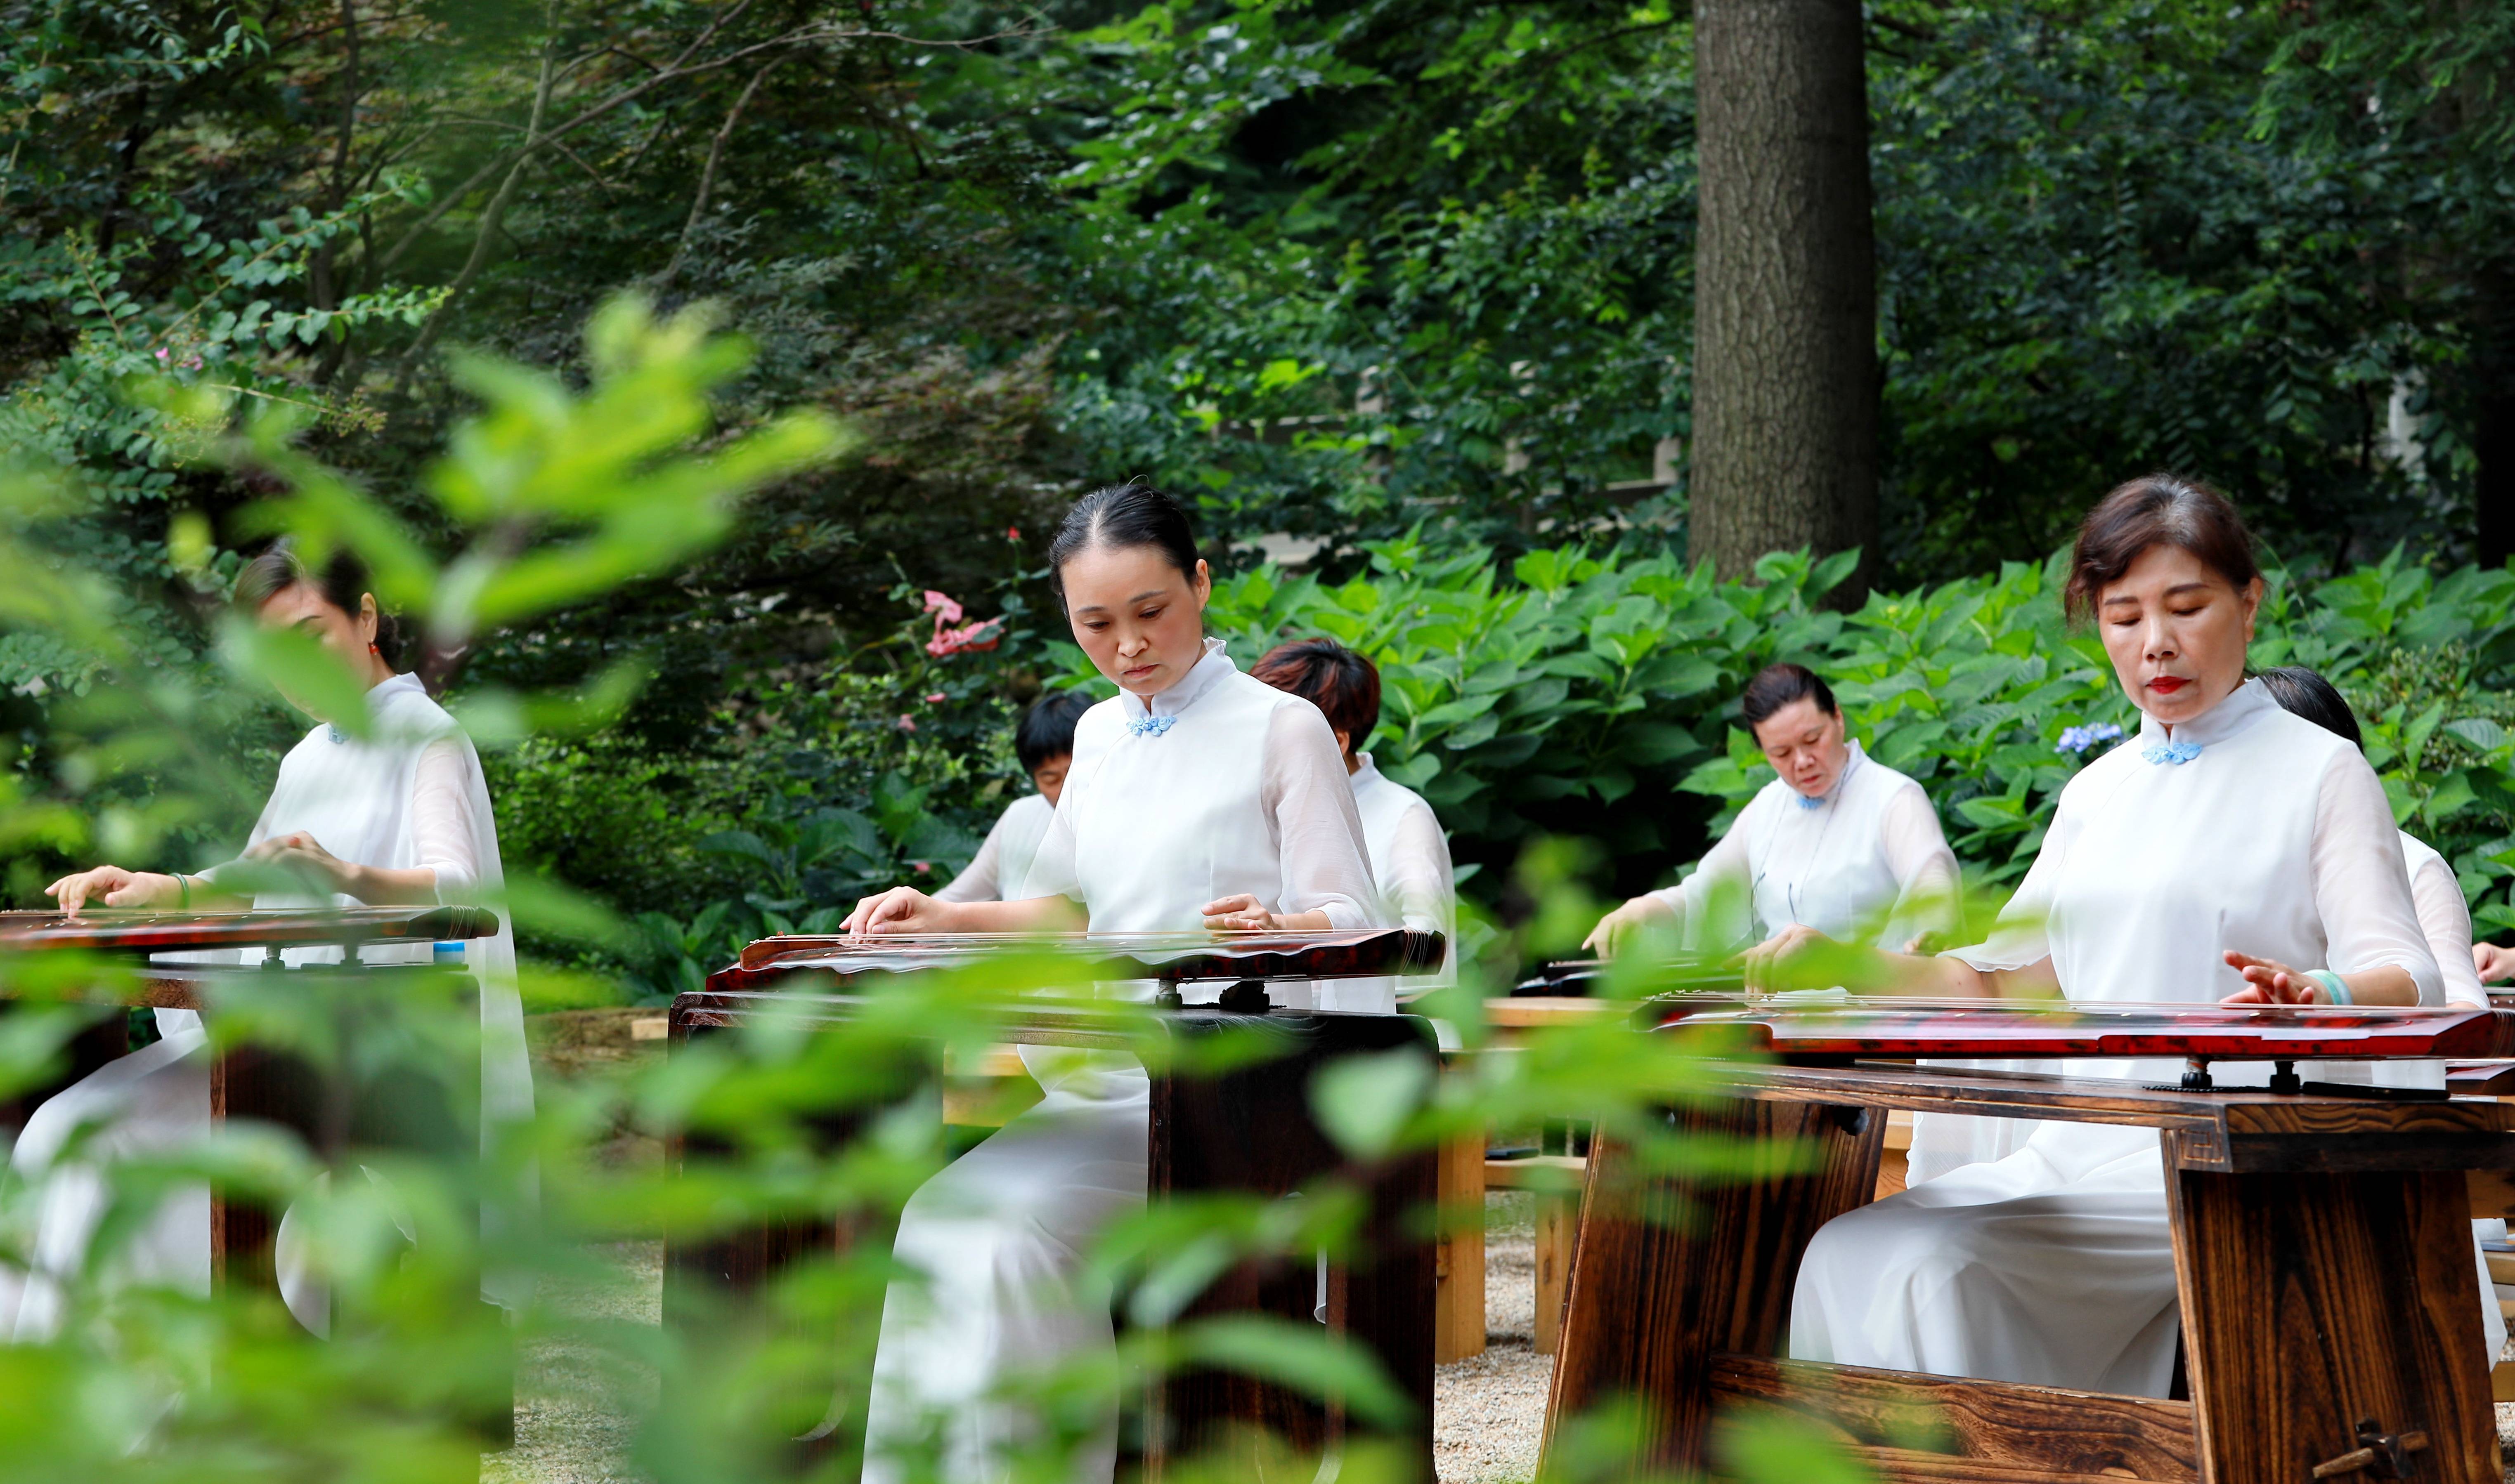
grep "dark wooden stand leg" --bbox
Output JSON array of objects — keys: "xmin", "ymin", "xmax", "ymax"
[
  {"xmin": 2169, "ymin": 1167, "xmax": 2501, "ymax": 1484},
  {"xmin": 0, "ymin": 1004, "xmax": 129, "ymax": 1139},
  {"xmin": 1146, "ymin": 1019, "xmax": 1439, "ymax": 1482},
  {"xmin": 1541, "ymin": 1097, "xmax": 1884, "ymax": 1476},
  {"xmin": 209, "ymin": 1043, "xmax": 324, "ymax": 1292}
]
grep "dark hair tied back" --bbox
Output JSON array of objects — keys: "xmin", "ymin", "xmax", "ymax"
[
  {"xmin": 1047, "ymin": 481, "xmax": 1202, "ymax": 608},
  {"xmin": 2064, "ymin": 473, "xmax": 2260, "ymax": 624},
  {"xmin": 1739, "ymin": 662, "xmax": 1836, "ymax": 728},
  {"xmin": 234, "ymin": 539, "xmax": 404, "ymax": 668},
  {"xmin": 2254, "ymin": 665, "xmax": 2363, "ymax": 752}
]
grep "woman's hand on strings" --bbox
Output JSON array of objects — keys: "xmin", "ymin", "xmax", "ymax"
[
  {"xmin": 2477, "ymin": 942, "xmax": 2515, "ymax": 986},
  {"xmin": 244, "ymin": 832, "xmax": 359, "ymax": 898},
  {"xmin": 1581, "ymin": 895, "xmax": 1676, "ymax": 958},
  {"xmin": 2220, "ymin": 950, "xmax": 2316, "ymax": 1004},
  {"xmin": 1738, "ymin": 923, "xmax": 1840, "ymax": 992},
  {"xmin": 845, "ymin": 886, "xmax": 955, "ymax": 935},
  {"xmin": 1200, "ymin": 894, "xmax": 1281, "ymax": 932},
  {"xmin": 45, "ymin": 866, "xmax": 184, "ymax": 916}
]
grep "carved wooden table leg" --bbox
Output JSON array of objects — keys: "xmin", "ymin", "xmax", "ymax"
[
  {"xmin": 1539, "ymin": 1097, "xmax": 1884, "ymax": 1477},
  {"xmin": 2168, "ymin": 1165, "xmax": 2500, "ymax": 1484}
]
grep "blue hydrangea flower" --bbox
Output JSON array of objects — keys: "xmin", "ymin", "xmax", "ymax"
[{"xmin": 2054, "ymin": 722, "xmax": 2124, "ymax": 757}]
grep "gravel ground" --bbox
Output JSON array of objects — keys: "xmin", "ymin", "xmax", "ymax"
[
  {"xmin": 1435, "ymin": 1191, "xmax": 1551, "ymax": 1484},
  {"xmin": 480, "ymin": 1240, "xmax": 662, "ymax": 1484}
]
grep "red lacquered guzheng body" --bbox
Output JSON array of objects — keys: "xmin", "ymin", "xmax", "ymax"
[
  {"xmin": 0, "ymin": 904, "xmax": 499, "ymax": 959},
  {"xmin": 704, "ymin": 925, "xmax": 1445, "ymax": 998},
  {"xmin": 1648, "ymin": 996, "xmax": 2515, "ymax": 1063}
]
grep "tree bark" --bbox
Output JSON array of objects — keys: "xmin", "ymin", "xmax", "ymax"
[{"xmin": 1689, "ymin": 0, "xmax": 1878, "ymax": 588}]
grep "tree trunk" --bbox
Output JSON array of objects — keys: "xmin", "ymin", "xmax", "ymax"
[{"xmin": 1689, "ymin": 0, "xmax": 1878, "ymax": 589}]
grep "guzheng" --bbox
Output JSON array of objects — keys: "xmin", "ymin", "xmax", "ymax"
[
  {"xmin": 1648, "ymin": 996, "xmax": 2515, "ymax": 1066},
  {"xmin": 1513, "ymin": 956, "xmax": 1749, "ymax": 997},
  {"xmin": 709, "ymin": 925, "xmax": 1446, "ymax": 1007},
  {"xmin": 0, "ymin": 904, "xmax": 499, "ymax": 958}
]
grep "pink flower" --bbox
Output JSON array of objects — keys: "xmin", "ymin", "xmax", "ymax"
[
  {"xmin": 912, "ymin": 860, "xmax": 931, "ymax": 874},
  {"xmin": 924, "ymin": 691, "xmax": 947, "ymax": 703},
  {"xmin": 925, "ymin": 616, "xmax": 1005, "ymax": 657},
  {"xmin": 896, "ymin": 715, "xmax": 917, "ymax": 732},
  {"xmin": 1006, "ymin": 526, "xmax": 1021, "ymax": 541},
  {"xmin": 922, "ymin": 590, "xmax": 964, "ymax": 624}
]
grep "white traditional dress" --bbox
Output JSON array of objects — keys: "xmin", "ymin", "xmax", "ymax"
[
  {"xmin": 1788, "ymin": 680, "xmax": 2445, "ymax": 1396},
  {"xmin": 1649, "ymin": 738, "xmax": 1957, "ymax": 952},
  {"xmin": 935, "ymin": 793, "xmax": 1057, "ymax": 904},
  {"xmin": 2404, "ymin": 831, "xmax": 2487, "ymax": 1009},
  {"xmin": 862, "ymin": 637, "xmax": 1382, "ymax": 1484},
  {"xmin": 1345, "ymin": 752, "xmax": 1454, "ymax": 1011},
  {"xmin": 3, "ymin": 672, "xmax": 532, "ymax": 1337}
]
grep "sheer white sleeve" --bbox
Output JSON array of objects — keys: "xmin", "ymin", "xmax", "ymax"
[
  {"xmin": 1879, "ymin": 783, "xmax": 1963, "ymax": 946},
  {"xmin": 2310, "ymin": 748, "xmax": 2443, "ymax": 1003},
  {"xmin": 2405, "ymin": 842, "xmax": 2486, "ymax": 1008},
  {"xmin": 1021, "ymin": 797, "xmax": 1083, "ymax": 908},
  {"xmin": 1647, "ymin": 796, "xmax": 1757, "ymax": 946},
  {"xmin": 935, "ymin": 806, "xmax": 1013, "ymax": 903},
  {"xmin": 410, "ymin": 737, "xmax": 486, "ymax": 903},
  {"xmin": 1945, "ymin": 799, "xmax": 2068, "ymax": 974},
  {"xmin": 1260, "ymin": 703, "xmax": 1385, "ymax": 930},
  {"xmin": 1378, "ymin": 797, "xmax": 1455, "ymax": 939}
]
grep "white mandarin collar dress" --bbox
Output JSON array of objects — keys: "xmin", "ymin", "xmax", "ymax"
[
  {"xmin": 2402, "ymin": 830, "xmax": 2487, "ymax": 1008},
  {"xmin": 864, "ymin": 635, "xmax": 1387, "ymax": 1484},
  {"xmin": 1649, "ymin": 738, "xmax": 1959, "ymax": 951},
  {"xmin": 934, "ymin": 793, "xmax": 1056, "ymax": 904},
  {"xmin": 1347, "ymin": 752, "xmax": 1456, "ymax": 1007},
  {"xmin": 1792, "ymin": 678, "xmax": 2458, "ymax": 1398},
  {"xmin": 1023, "ymin": 636, "xmax": 1382, "ymax": 937}
]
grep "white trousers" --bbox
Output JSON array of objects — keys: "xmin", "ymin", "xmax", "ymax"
[
  {"xmin": 3, "ymin": 1024, "xmax": 213, "ymax": 1338},
  {"xmin": 862, "ymin": 1050, "xmax": 1149, "ymax": 1484},
  {"xmin": 1, "ymin": 1021, "xmax": 351, "ymax": 1338},
  {"xmin": 1796, "ymin": 1119, "xmax": 2508, "ymax": 1395}
]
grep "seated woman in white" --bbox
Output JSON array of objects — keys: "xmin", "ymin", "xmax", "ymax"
[
  {"xmin": 1252, "ymin": 637, "xmax": 1455, "ymax": 1011},
  {"xmin": 29, "ymin": 541, "xmax": 533, "ymax": 1336},
  {"xmin": 1585, "ymin": 663, "xmax": 1959, "ymax": 960},
  {"xmin": 934, "ymin": 690, "xmax": 1091, "ymax": 903},
  {"xmin": 1763, "ymin": 475, "xmax": 2443, "ymax": 1398},
  {"xmin": 840, "ymin": 482, "xmax": 1383, "ymax": 1484}
]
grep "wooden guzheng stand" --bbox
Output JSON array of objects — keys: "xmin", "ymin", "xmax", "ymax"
[
  {"xmin": 1543, "ymin": 996, "xmax": 2515, "ymax": 1484},
  {"xmin": 665, "ymin": 927, "xmax": 1447, "ymax": 1479},
  {"xmin": 0, "ymin": 906, "xmax": 498, "ymax": 1286}
]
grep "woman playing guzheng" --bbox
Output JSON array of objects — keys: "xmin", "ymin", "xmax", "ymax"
[
  {"xmin": 1774, "ymin": 474, "xmax": 2446, "ymax": 1397},
  {"xmin": 840, "ymin": 481, "xmax": 1384, "ymax": 1484},
  {"xmin": 23, "ymin": 541, "xmax": 533, "ymax": 1336},
  {"xmin": 1582, "ymin": 662, "xmax": 1960, "ymax": 960},
  {"xmin": 1251, "ymin": 637, "xmax": 1456, "ymax": 1009}
]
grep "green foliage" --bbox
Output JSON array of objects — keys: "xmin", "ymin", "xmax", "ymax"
[{"xmin": 0, "ymin": 287, "xmax": 1900, "ymax": 1479}]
